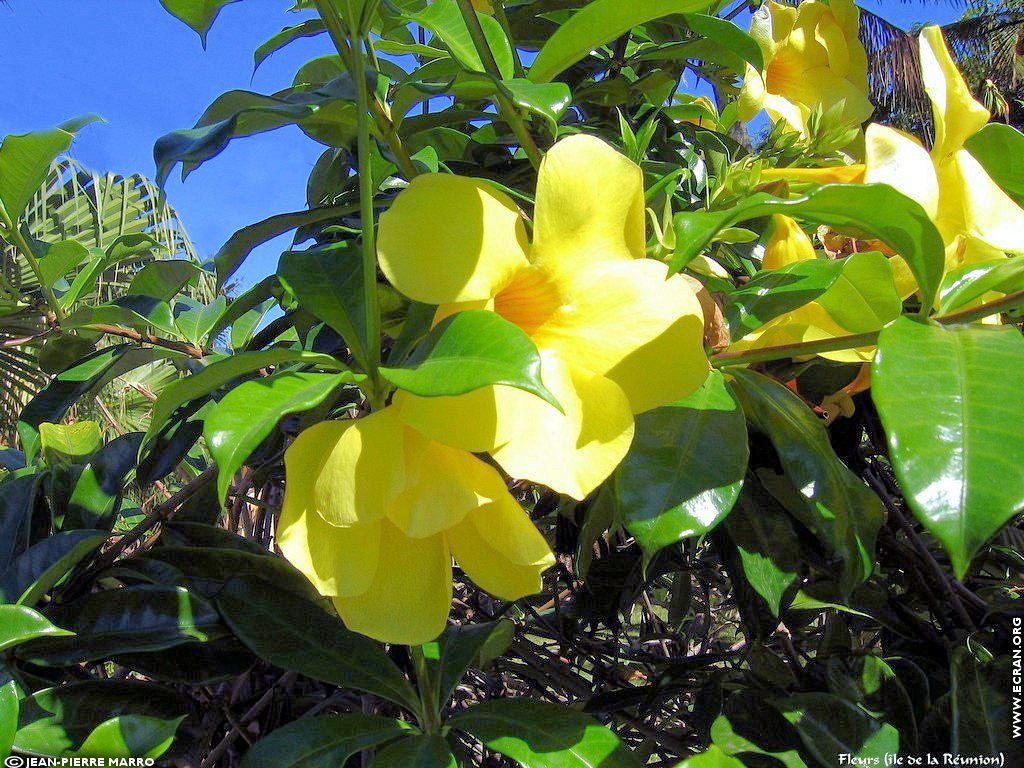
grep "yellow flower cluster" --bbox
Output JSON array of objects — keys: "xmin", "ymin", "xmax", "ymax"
[{"xmin": 281, "ymin": 136, "xmax": 710, "ymax": 644}]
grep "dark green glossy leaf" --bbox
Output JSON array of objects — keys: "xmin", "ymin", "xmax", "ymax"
[
  {"xmin": 0, "ymin": 475, "xmax": 39, "ymax": 570},
  {"xmin": 157, "ymin": 0, "xmax": 241, "ymax": 44},
  {"xmin": 949, "ymin": 648, "xmax": 1023, "ymax": 759},
  {"xmin": 18, "ymin": 585, "xmax": 226, "ymax": 665},
  {"xmin": 0, "ymin": 605, "xmax": 73, "ymax": 653},
  {"xmin": 144, "ymin": 349, "xmax": 348, "ymax": 447},
  {"xmin": 729, "ymin": 369, "xmax": 884, "ymax": 596},
  {"xmin": 206, "ymin": 371, "xmax": 349, "ymax": 504},
  {"xmin": 214, "ymin": 205, "xmax": 354, "ymax": 285},
  {"xmin": 500, "ymin": 79, "xmax": 572, "ymax": 132},
  {"xmin": 74, "ymin": 715, "xmax": 184, "ymax": 760},
  {"xmin": 872, "ymin": 318, "xmax": 1024, "ymax": 577},
  {"xmin": 216, "ymin": 576, "xmax": 420, "ymax": 711},
  {"xmin": 15, "ymin": 681, "xmax": 193, "ymax": 757},
  {"xmin": 0, "ymin": 530, "xmax": 108, "ymax": 605},
  {"xmin": 529, "ymin": 0, "xmax": 714, "ymax": 83},
  {"xmin": 1, "ymin": 676, "xmax": 16, "ymax": 759},
  {"xmin": 66, "ymin": 432, "xmax": 144, "ymax": 529},
  {"xmin": 278, "ymin": 243, "xmax": 369, "ymax": 368},
  {"xmin": 724, "ymin": 482, "xmax": 800, "ymax": 616},
  {"xmin": 254, "ymin": 20, "xmax": 326, "ymax": 72},
  {"xmin": 380, "ymin": 310, "xmax": 558, "ymax": 408},
  {"xmin": 241, "ymin": 714, "xmax": 407, "ymax": 768},
  {"xmin": 673, "ymin": 184, "xmax": 946, "ymax": 314},
  {"xmin": 127, "ymin": 260, "xmax": 202, "ymax": 302},
  {"xmin": 616, "ymin": 371, "xmax": 747, "ymax": 560},
  {"xmin": 778, "ymin": 693, "xmax": 899, "ymax": 767},
  {"xmin": 727, "ymin": 259, "xmax": 845, "ymax": 341},
  {"xmin": 37, "ymin": 334, "xmax": 97, "ymax": 376},
  {"xmin": 368, "ymin": 735, "xmax": 456, "ymax": 768},
  {"xmin": 965, "ymin": 123, "xmax": 1024, "ymax": 207},
  {"xmin": 451, "ymin": 699, "xmax": 642, "ymax": 768},
  {"xmin": 424, "ymin": 621, "xmax": 514, "ymax": 707}
]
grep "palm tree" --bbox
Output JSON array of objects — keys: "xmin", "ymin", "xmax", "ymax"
[{"xmin": 0, "ymin": 157, "xmax": 218, "ymax": 440}]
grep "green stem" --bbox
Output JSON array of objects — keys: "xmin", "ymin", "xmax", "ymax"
[
  {"xmin": 711, "ymin": 288, "xmax": 1024, "ymax": 369},
  {"xmin": 490, "ymin": 2, "xmax": 524, "ymax": 78},
  {"xmin": 3, "ymin": 219, "xmax": 66, "ymax": 322},
  {"xmin": 411, "ymin": 646, "xmax": 442, "ymax": 735},
  {"xmin": 453, "ymin": 0, "xmax": 543, "ymax": 169}
]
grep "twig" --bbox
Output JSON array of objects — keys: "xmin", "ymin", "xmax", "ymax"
[
  {"xmin": 84, "ymin": 323, "xmax": 205, "ymax": 358},
  {"xmin": 202, "ymin": 671, "xmax": 298, "ymax": 768}
]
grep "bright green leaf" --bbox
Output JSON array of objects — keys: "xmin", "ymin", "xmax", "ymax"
[
  {"xmin": 368, "ymin": 735, "xmax": 456, "ymax": 768},
  {"xmin": 39, "ymin": 421, "xmax": 103, "ymax": 463},
  {"xmin": 965, "ymin": 123, "xmax": 1024, "ymax": 207},
  {"xmin": 413, "ymin": 1, "xmax": 515, "ymax": 79},
  {"xmin": 0, "ymin": 604, "xmax": 73, "ymax": 653},
  {"xmin": 241, "ymin": 714, "xmax": 407, "ymax": 768},
  {"xmin": 74, "ymin": 715, "xmax": 184, "ymax": 760},
  {"xmin": 157, "ymin": 0, "xmax": 242, "ymax": 45}
]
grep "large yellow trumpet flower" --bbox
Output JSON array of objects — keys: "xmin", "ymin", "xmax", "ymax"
[
  {"xmin": 278, "ymin": 406, "xmax": 554, "ymax": 645},
  {"xmin": 377, "ymin": 135, "xmax": 709, "ymax": 500},
  {"xmin": 739, "ymin": 0, "xmax": 873, "ymax": 138}
]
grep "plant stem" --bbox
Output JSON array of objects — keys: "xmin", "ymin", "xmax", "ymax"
[
  {"xmin": 712, "ymin": 288, "xmax": 1024, "ymax": 368},
  {"xmin": 453, "ymin": 0, "xmax": 543, "ymax": 169},
  {"xmin": 411, "ymin": 646, "xmax": 442, "ymax": 735}
]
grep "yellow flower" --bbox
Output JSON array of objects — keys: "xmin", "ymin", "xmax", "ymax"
[
  {"xmin": 278, "ymin": 406, "xmax": 555, "ymax": 645},
  {"xmin": 739, "ymin": 0, "xmax": 873, "ymax": 138},
  {"xmin": 377, "ymin": 135, "xmax": 709, "ymax": 500}
]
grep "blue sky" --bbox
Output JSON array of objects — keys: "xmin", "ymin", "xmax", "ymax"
[{"xmin": 0, "ymin": 0, "xmax": 962, "ymax": 291}]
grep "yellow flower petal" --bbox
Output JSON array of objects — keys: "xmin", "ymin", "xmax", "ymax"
[
  {"xmin": 864, "ymin": 123, "xmax": 940, "ymax": 219},
  {"xmin": 314, "ymin": 408, "xmax": 407, "ymax": 528},
  {"xmin": 763, "ymin": 215, "xmax": 815, "ymax": 270},
  {"xmin": 333, "ymin": 519, "xmax": 452, "ymax": 645},
  {"xmin": 387, "ymin": 428, "xmax": 509, "ymax": 538},
  {"xmin": 448, "ymin": 495, "xmax": 555, "ymax": 600},
  {"xmin": 533, "ymin": 258, "xmax": 709, "ymax": 414},
  {"xmin": 920, "ymin": 26, "xmax": 989, "ymax": 160},
  {"xmin": 278, "ymin": 421, "xmax": 382, "ymax": 598},
  {"xmin": 491, "ymin": 352, "xmax": 635, "ymax": 500},
  {"xmin": 760, "ymin": 165, "xmax": 866, "ymax": 185},
  {"xmin": 936, "ymin": 151, "xmax": 1024, "ymax": 257},
  {"xmin": 531, "ymin": 135, "xmax": 646, "ymax": 276},
  {"xmin": 377, "ymin": 173, "xmax": 529, "ymax": 304}
]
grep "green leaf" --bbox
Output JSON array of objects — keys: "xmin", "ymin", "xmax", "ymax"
[
  {"xmin": 144, "ymin": 349, "xmax": 349, "ymax": 448},
  {"xmin": 616, "ymin": 371, "xmax": 747, "ymax": 560},
  {"xmin": 683, "ymin": 13, "xmax": 763, "ymax": 71},
  {"xmin": 872, "ymin": 318, "xmax": 1024, "ymax": 577},
  {"xmin": 380, "ymin": 310, "xmax": 559, "ymax": 408},
  {"xmin": 205, "ymin": 371, "xmax": 350, "ymax": 504},
  {"xmin": 814, "ymin": 252, "xmax": 902, "ymax": 333},
  {"xmin": 413, "ymin": 1, "xmax": 515, "ymax": 79},
  {"xmin": 66, "ymin": 432, "xmax": 145, "ymax": 529},
  {"xmin": 174, "ymin": 295, "xmax": 227, "ymax": 346},
  {"xmin": 723, "ymin": 483, "xmax": 800, "ymax": 617},
  {"xmin": 500, "ymin": 79, "xmax": 572, "ymax": 133},
  {"xmin": 709, "ymin": 712, "xmax": 807, "ymax": 768},
  {"xmin": 727, "ymin": 259, "xmax": 845, "ymax": 341},
  {"xmin": 0, "ymin": 604, "xmax": 73, "ymax": 652},
  {"xmin": 214, "ymin": 205, "xmax": 355, "ymax": 285},
  {"xmin": 368, "ymin": 735, "xmax": 456, "ymax": 768},
  {"xmin": 426, "ymin": 621, "xmax": 514, "ymax": 707},
  {"xmin": 965, "ymin": 123, "xmax": 1024, "ymax": 207},
  {"xmin": 779, "ymin": 694, "xmax": 899, "ymax": 767},
  {"xmin": 127, "ymin": 260, "xmax": 203, "ymax": 302},
  {"xmin": 451, "ymin": 699, "xmax": 642, "ymax": 768},
  {"xmin": 74, "ymin": 715, "xmax": 184, "ymax": 760},
  {"xmin": 216, "ymin": 576, "xmax": 420, "ymax": 712},
  {"xmin": 17, "ymin": 585, "xmax": 226, "ymax": 665},
  {"xmin": 254, "ymin": 20, "xmax": 327, "ymax": 72},
  {"xmin": 241, "ymin": 714, "xmax": 407, "ymax": 768},
  {"xmin": 949, "ymin": 648, "xmax": 1021, "ymax": 758},
  {"xmin": 673, "ymin": 184, "xmax": 946, "ymax": 314},
  {"xmin": 38, "ymin": 421, "xmax": 103, "ymax": 463},
  {"xmin": 0, "ymin": 475, "xmax": 40, "ymax": 570},
  {"xmin": 675, "ymin": 745, "xmax": 747, "ymax": 768},
  {"xmin": 37, "ymin": 239, "xmax": 89, "ymax": 287},
  {"xmin": 0, "ymin": 530, "xmax": 108, "ymax": 605},
  {"xmin": 0, "ymin": 127, "xmax": 74, "ymax": 225},
  {"xmin": 278, "ymin": 243, "xmax": 369, "ymax": 369},
  {"xmin": 1, "ymin": 676, "xmax": 17, "ymax": 760},
  {"xmin": 14, "ymin": 681, "xmax": 193, "ymax": 757},
  {"xmin": 63, "ymin": 296, "xmax": 180, "ymax": 337},
  {"xmin": 529, "ymin": 0, "xmax": 714, "ymax": 84},
  {"xmin": 728, "ymin": 369, "xmax": 884, "ymax": 596},
  {"xmin": 939, "ymin": 257, "xmax": 1024, "ymax": 315},
  {"xmin": 157, "ymin": 0, "xmax": 242, "ymax": 45}
]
